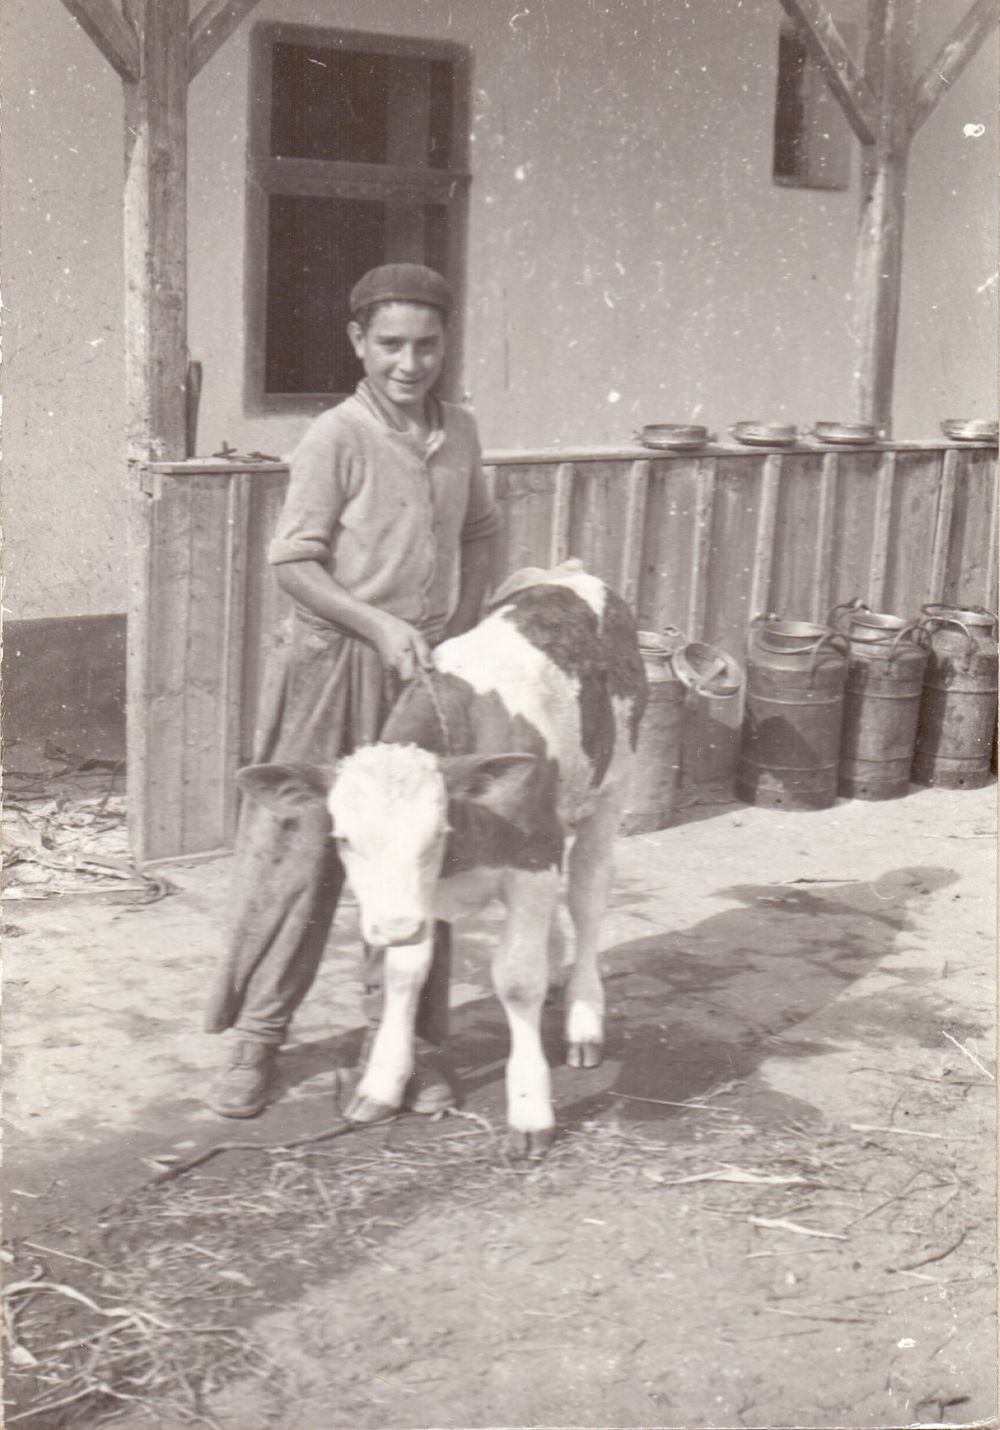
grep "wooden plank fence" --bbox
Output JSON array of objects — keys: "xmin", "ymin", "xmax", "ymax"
[{"xmin": 129, "ymin": 440, "xmax": 997, "ymax": 863}]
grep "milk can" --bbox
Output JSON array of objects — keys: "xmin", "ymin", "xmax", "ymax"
[
  {"xmin": 912, "ymin": 604, "xmax": 998, "ymax": 789},
  {"xmin": 622, "ymin": 629, "xmax": 742, "ymax": 834},
  {"xmin": 736, "ymin": 616, "xmax": 848, "ymax": 810},
  {"xmin": 829, "ymin": 602, "xmax": 930, "ymax": 800}
]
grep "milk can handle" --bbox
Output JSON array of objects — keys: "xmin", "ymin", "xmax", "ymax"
[
  {"xmin": 670, "ymin": 648, "xmax": 741, "ymax": 699},
  {"xmin": 887, "ymin": 622, "xmax": 930, "ymax": 660},
  {"xmin": 807, "ymin": 631, "xmax": 849, "ymax": 682},
  {"xmin": 659, "ymin": 625, "xmax": 688, "ymax": 656},
  {"xmin": 922, "ymin": 603, "xmax": 999, "ymax": 637},
  {"xmin": 672, "ymin": 656, "xmax": 720, "ymax": 697},
  {"xmin": 921, "ymin": 616, "xmax": 977, "ymax": 671},
  {"xmin": 827, "ymin": 597, "xmax": 869, "ymax": 631}
]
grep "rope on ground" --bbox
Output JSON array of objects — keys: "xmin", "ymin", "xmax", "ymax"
[{"xmin": 148, "ymin": 1118, "xmax": 364, "ymax": 1184}]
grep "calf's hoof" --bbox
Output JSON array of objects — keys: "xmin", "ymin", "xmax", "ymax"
[
  {"xmin": 566, "ymin": 1040, "xmax": 603, "ymax": 1069},
  {"xmin": 506, "ymin": 1126, "xmax": 555, "ymax": 1160},
  {"xmin": 345, "ymin": 1091, "xmax": 399, "ymax": 1125}
]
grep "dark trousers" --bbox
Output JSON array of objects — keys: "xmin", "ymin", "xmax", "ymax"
[{"xmin": 204, "ymin": 615, "xmax": 450, "ymax": 1048}]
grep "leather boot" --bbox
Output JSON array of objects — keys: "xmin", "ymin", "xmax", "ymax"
[{"xmin": 205, "ymin": 1041, "xmax": 278, "ymax": 1119}]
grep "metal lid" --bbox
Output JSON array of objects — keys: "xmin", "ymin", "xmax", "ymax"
[
  {"xmin": 671, "ymin": 641, "xmax": 743, "ymax": 698},
  {"xmin": 848, "ymin": 610, "xmax": 908, "ymax": 639},
  {"xmin": 730, "ymin": 421, "xmax": 798, "ymax": 447},
  {"xmin": 811, "ymin": 421, "xmax": 880, "ymax": 445},
  {"xmin": 754, "ymin": 616, "xmax": 829, "ymax": 644},
  {"xmin": 637, "ymin": 628, "xmax": 688, "ymax": 666},
  {"xmin": 940, "ymin": 419, "xmax": 998, "ymax": 443},
  {"xmin": 638, "ymin": 424, "xmax": 710, "ymax": 450},
  {"xmin": 636, "ymin": 630, "xmax": 677, "ymax": 659},
  {"xmin": 922, "ymin": 603, "xmax": 997, "ymax": 629}
]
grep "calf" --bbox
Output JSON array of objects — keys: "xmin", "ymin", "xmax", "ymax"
[{"xmin": 238, "ymin": 564, "xmax": 647, "ymax": 1156}]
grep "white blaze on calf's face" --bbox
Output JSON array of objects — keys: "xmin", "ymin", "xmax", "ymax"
[{"xmin": 328, "ymin": 744, "xmax": 448, "ymax": 947}]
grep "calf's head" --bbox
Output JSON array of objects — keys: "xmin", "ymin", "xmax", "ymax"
[{"xmin": 237, "ymin": 744, "xmax": 536, "ymax": 948}]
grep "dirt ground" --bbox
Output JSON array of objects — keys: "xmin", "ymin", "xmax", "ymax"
[{"xmin": 3, "ymin": 770, "xmax": 997, "ymax": 1429}]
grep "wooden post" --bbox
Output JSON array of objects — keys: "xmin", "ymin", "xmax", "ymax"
[
  {"xmin": 57, "ymin": 0, "xmax": 262, "ymax": 863},
  {"xmin": 59, "ymin": 0, "xmax": 139, "ymax": 79},
  {"xmin": 122, "ymin": 0, "xmax": 189, "ymax": 461},
  {"xmin": 909, "ymin": 0, "xmax": 999, "ymax": 136},
  {"xmin": 850, "ymin": 0, "xmax": 915, "ymax": 435},
  {"xmin": 57, "ymin": 0, "xmax": 265, "ymax": 459},
  {"xmin": 189, "ymin": 0, "xmax": 264, "ymax": 79},
  {"xmin": 121, "ymin": 0, "xmax": 190, "ymax": 861},
  {"xmin": 778, "ymin": 0, "xmax": 996, "ymax": 437}
]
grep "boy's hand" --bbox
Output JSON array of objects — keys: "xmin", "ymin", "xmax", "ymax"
[{"xmin": 373, "ymin": 614, "xmax": 433, "ymax": 682}]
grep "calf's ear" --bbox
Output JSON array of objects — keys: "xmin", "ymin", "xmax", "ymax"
[
  {"xmin": 442, "ymin": 752, "xmax": 537, "ymax": 817},
  {"xmin": 236, "ymin": 762, "xmax": 333, "ymax": 816}
]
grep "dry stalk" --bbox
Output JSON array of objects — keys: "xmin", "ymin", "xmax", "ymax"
[
  {"xmin": 849, "ymin": 1123, "xmax": 978, "ymax": 1141},
  {"xmin": 941, "ymin": 1031, "xmax": 995, "ymax": 1080},
  {"xmin": 891, "ymin": 1227, "xmax": 970, "ymax": 1272},
  {"xmin": 763, "ymin": 1305, "xmax": 870, "ymax": 1325}
]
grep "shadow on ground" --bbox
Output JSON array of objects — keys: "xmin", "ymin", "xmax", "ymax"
[{"xmin": 8, "ymin": 862, "xmax": 966, "ymax": 1250}]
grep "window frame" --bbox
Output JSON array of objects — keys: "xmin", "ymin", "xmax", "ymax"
[{"xmin": 245, "ymin": 22, "xmax": 472, "ymax": 415}]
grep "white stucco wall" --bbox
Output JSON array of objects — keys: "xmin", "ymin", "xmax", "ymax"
[
  {"xmin": 895, "ymin": 3, "xmax": 998, "ymax": 435},
  {"xmin": 2, "ymin": 0, "xmax": 996, "ymax": 620},
  {"xmin": 1, "ymin": 0, "xmax": 126, "ymax": 619},
  {"xmin": 188, "ymin": 0, "xmax": 873, "ymax": 459}
]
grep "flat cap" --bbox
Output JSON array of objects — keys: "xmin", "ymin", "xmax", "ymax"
[{"xmin": 349, "ymin": 263, "xmax": 452, "ymax": 318}]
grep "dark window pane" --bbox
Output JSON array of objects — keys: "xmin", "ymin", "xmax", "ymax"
[
  {"xmin": 427, "ymin": 60, "xmax": 454, "ymax": 169},
  {"xmin": 271, "ymin": 44, "xmax": 389, "ymax": 162},
  {"xmin": 258, "ymin": 34, "xmax": 467, "ymax": 397},
  {"xmin": 773, "ymin": 24, "xmax": 851, "ymax": 190},
  {"xmin": 773, "ymin": 28, "xmax": 807, "ymax": 181},
  {"xmin": 265, "ymin": 194, "xmax": 386, "ymax": 393}
]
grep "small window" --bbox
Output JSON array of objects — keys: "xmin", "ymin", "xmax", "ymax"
[
  {"xmin": 247, "ymin": 26, "xmax": 471, "ymax": 409},
  {"xmin": 773, "ymin": 22, "xmax": 853, "ymax": 191}
]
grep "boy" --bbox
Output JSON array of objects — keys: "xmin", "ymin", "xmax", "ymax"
[{"xmin": 204, "ymin": 264, "xmax": 499, "ymax": 1118}]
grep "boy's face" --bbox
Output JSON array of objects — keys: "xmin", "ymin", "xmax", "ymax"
[{"xmin": 348, "ymin": 302, "xmax": 446, "ymax": 415}]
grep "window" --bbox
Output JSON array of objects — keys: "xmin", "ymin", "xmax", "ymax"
[
  {"xmin": 247, "ymin": 26, "xmax": 471, "ymax": 409},
  {"xmin": 773, "ymin": 22, "xmax": 853, "ymax": 191}
]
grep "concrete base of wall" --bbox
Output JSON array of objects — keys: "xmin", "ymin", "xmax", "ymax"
[{"xmin": 3, "ymin": 613, "xmax": 126, "ymax": 764}]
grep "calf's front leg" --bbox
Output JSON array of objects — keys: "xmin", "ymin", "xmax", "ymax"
[
  {"xmin": 347, "ymin": 937, "xmax": 434, "ymax": 1123},
  {"xmin": 494, "ymin": 868, "xmax": 561, "ymax": 1158}
]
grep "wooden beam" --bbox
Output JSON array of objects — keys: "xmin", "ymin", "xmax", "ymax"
[
  {"xmin": 928, "ymin": 449, "xmax": 960, "ymax": 599},
  {"xmin": 850, "ymin": 0, "xmax": 915, "ymax": 435},
  {"xmin": 189, "ymin": 0, "xmax": 262, "ymax": 79},
  {"xmin": 748, "ymin": 455, "xmax": 782, "ymax": 621},
  {"xmin": 122, "ymin": 0, "xmax": 189, "ymax": 460},
  {"xmin": 123, "ymin": 0, "xmax": 189, "ymax": 859},
  {"xmin": 59, "ymin": 0, "xmax": 139, "ymax": 81},
  {"xmin": 809, "ymin": 453, "xmax": 838, "ymax": 621},
  {"xmin": 687, "ymin": 459, "xmax": 718, "ymax": 639},
  {"xmin": 908, "ymin": 0, "xmax": 999, "ymax": 138},
  {"xmin": 619, "ymin": 460, "xmax": 650, "ymax": 608},
  {"xmin": 777, "ymin": 0, "xmax": 879, "ymax": 145},
  {"xmin": 852, "ymin": 155, "xmax": 908, "ymax": 433},
  {"xmin": 866, "ymin": 450, "xmax": 896, "ymax": 607},
  {"xmin": 548, "ymin": 464, "xmax": 575, "ymax": 566}
]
